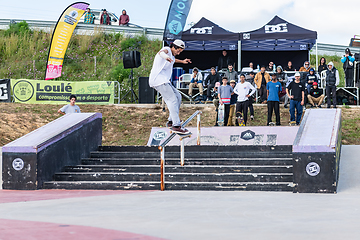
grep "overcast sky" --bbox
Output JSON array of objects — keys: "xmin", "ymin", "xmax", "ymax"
[{"xmin": 1, "ymin": 0, "xmax": 357, "ymax": 46}]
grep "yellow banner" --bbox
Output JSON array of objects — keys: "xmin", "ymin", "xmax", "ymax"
[
  {"xmin": 11, "ymin": 79, "xmax": 115, "ymax": 105},
  {"xmin": 45, "ymin": 2, "xmax": 89, "ymax": 80}
]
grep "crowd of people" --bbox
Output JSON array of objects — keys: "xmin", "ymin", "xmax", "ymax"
[
  {"xmin": 184, "ymin": 47, "xmax": 355, "ymax": 127},
  {"xmin": 83, "ymin": 8, "xmax": 130, "ymax": 26}
]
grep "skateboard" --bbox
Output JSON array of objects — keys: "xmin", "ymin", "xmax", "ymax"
[
  {"xmin": 289, "ymin": 121, "xmax": 297, "ymax": 126},
  {"xmin": 218, "ymin": 104, "xmax": 225, "ymax": 126},
  {"xmin": 236, "ymin": 112, "xmax": 246, "ymax": 126},
  {"xmin": 268, "ymin": 122, "xmax": 275, "ymax": 126}
]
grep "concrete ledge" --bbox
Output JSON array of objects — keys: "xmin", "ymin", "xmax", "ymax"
[{"xmin": 2, "ymin": 113, "xmax": 102, "ymax": 190}]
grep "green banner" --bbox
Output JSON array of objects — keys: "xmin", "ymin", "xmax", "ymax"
[{"xmin": 11, "ymin": 79, "xmax": 115, "ymax": 104}]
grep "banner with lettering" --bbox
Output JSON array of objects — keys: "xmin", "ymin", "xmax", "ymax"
[
  {"xmin": 0, "ymin": 79, "xmax": 11, "ymax": 102},
  {"xmin": 45, "ymin": 2, "xmax": 89, "ymax": 80},
  {"xmin": 11, "ymin": 79, "xmax": 114, "ymax": 104},
  {"xmin": 163, "ymin": 0, "xmax": 193, "ymax": 41}
]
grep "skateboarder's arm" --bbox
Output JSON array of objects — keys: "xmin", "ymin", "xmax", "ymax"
[{"xmin": 175, "ymin": 58, "xmax": 192, "ymax": 64}]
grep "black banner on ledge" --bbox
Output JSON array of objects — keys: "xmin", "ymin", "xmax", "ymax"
[{"xmin": 0, "ymin": 79, "xmax": 11, "ymax": 102}]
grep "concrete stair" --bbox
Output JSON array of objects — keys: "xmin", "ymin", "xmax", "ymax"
[{"xmin": 43, "ymin": 145, "xmax": 294, "ymax": 191}]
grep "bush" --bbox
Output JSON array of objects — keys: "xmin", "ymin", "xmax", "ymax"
[{"xmin": 4, "ymin": 21, "xmax": 32, "ymax": 36}]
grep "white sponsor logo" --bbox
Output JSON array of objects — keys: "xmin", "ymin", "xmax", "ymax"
[
  {"xmin": 190, "ymin": 26, "xmax": 214, "ymax": 35},
  {"xmin": 0, "ymin": 83, "xmax": 9, "ymax": 100},
  {"xmin": 12, "ymin": 158, "xmax": 24, "ymax": 171},
  {"xmin": 154, "ymin": 130, "xmax": 168, "ymax": 141},
  {"xmin": 300, "ymin": 45, "xmax": 308, "ymax": 50},
  {"xmin": 265, "ymin": 23, "xmax": 288, "ymax": 33},
  {"xmin": 243, "ymin": 33, "xmax": 251, "ymax": 40},
  {"xmin": 306, "ymin": 162, "xmax": 320, "ymax": 176}
]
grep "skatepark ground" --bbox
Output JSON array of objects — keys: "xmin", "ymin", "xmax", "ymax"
[{"xmin": 0, "ymin": 145, "xmax": 359, "ymax": 240}]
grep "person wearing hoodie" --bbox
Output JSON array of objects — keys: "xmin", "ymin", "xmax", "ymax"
[
  {"xmin": 318, "ymin": 57, "xmax": 327, "ymax": 74},
  {"xmin": 325, "ymin": 62, "xmax": 340, "ymax": 108},
  {"xmin": 305, "ymin": 68, "xmax": 318, "ymax": 93},
  {"xmin": 119, "ymin": 9, "xmax": 130, "ymax": 26},
  {"xmin": 100, "ymin": 9, "xmax": 111, "ymax": 25},
  {"xmin": 341, "ymin": 48, "xmax": 355, "ymax": 87},
  {"xmin": 299, "ymin": 61, "xmax": 311, "ymax": 72},
  {"xmin": 205, "ymin": 67, "xmax": 222, "ymax": 100},
  {"xmin": 224, "ymin": 64, "xmax": 238, "ymax": 82}
]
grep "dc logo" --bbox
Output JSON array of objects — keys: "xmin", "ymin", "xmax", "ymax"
[
  {"xmin": 243, "ymin": 33, "xmax": 250, "ymax": 40},
  {"xmin": 306, "ymin": 162, "xmax": 320, "ymax": 176},
  {"xmin": 265, "ymin": 23, "xmax": 288, "ymax": 33},
  {"xmin": 12, "ymin": 158, "xmax": 24, "ymax": 171},
  {"xmin": 300, "ymin": 45, "xmax": 307, "ymax": 50},
  {"xmin": 168, "ymin": 20, "xmax": 182, "ymax": 35},
  {"xmin": 154, "ymin": 130, "xmax": 168, "ymax": 141}
]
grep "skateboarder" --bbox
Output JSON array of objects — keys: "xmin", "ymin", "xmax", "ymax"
[
  {"xmin": 149, "ymin": 39, "xmax": 191, "ymax": 134},
  {"xmin": 266, "ymin": 73, "xmax": 282, "ymax": 126},
  {"xmin": 286, "ymin": 72, "xmax": 305, "ymax": 125},
  {"xmin": 233, "ymin": 74, "xmax": 256, "ymax": 126}
]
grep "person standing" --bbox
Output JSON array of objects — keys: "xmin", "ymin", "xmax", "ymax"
[
  {"xmin": 218, "ymin": 50, "xmax": 234, "ymax": 70},
  {"xmin": 228, "ymin": 80, "xmax": 238, "ymax": 126},
  {"xmin": 84, "ymin": 8, "xmax": 94, "ymax": 24},
  {"xmin": 245, "ymin": 71, "xmax": 255, "ymax": 120},
  {"xmin": 100, "ymin": 9, "xmax": 111, "ymax": 25},
  {"xmin": 284, "ymin": 61, "xmax": 296, "ymax": 71},
  {"xmin": 267, "ymin": 73, "xmax": 282, "ymax": 125},
  {"xmin": 286, "ymin": 72, "xmax": 305, "ymax": 125},
  {"xmin": 119, "ymin": 9, "xmax": 130, "ymax": 26},
  {"xmin": 233, "ymin": 74, "xmax": 256, "ymax": 126},
  {"xmin": 254, "ymin": 66, "xmax": 271, "ymax": 103},
  {"xmin": 224, "ymin": 64, "xmax": 238, "ymax": 82},
  {"xmin": 325, "ymin": 62, "xmax": 340, "ymax": 108},
  {"xmin": 149, "ymin": 40, "xmax": 191, "ymax": 134},
  {"xmin": 188, "ymin": 67, "xmax": 203, "ymax": 99},
  {"xmin": 318, "ymin": 57, "xmax": 327, "ymax": 74},
  {"xmin": 341, "ymin": 48, "xmax": 355, "ymax": 87},
  {"xmin": 58, "ymin": 95, "xmax": 81, "ymax": 115},
  {"xmin": 218, "ymin": 77, "xmax": 234, "ymax": 126},
  {"xmin": 204, "ymin": 67, "xmax": 221, "ymax": 101}
]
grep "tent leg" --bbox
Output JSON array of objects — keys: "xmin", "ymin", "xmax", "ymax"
[
  {"xmin": 316, "ymin": 42, "xmax": 318, "ymax": 71},
  {"xmin": 238, "ymin": 40, "xmax": 241, "ymax": 72}
]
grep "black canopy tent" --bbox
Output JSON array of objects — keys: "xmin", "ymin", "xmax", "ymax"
[
  {"xmin": 239, "ymin": 16, "xmax": 318, "ymax": 70},
  {"xmin": 167, "ymin": 17, "xmax": 240, "ymax": 72}
]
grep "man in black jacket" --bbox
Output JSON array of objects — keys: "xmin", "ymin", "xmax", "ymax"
[
  {"xmin": 204, "ymin": 67, "xmax": 221, "ymax": 100},
  {"xmin": 325, "ymin": 62, "xmax": 340, "ymax": 108},
  {"xmin": 218, "ymin": 50, "xmax": 234, "ymax": 70}
]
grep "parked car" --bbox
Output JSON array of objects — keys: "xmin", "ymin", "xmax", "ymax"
[{"xmin": 80, "ymin": 9, "xmax": 141, "ymax": 27}]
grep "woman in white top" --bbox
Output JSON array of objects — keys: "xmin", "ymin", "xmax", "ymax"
[{"xmin": 149, "ymin": 40, "xmax": 191, "ymax": 134}]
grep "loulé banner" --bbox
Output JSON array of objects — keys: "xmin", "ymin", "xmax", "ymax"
[
  {"xmin": 45, "ymin": 2, "xmax": 89, "ymax": 80},
  {"xmin": 11, "ymin": 79, "xmax": 115, "ymax": 105},
  {"xmin": 0, "ymin": 79, "xmax": 11, "ymax": 102},
  {"xmin": 163, "ymin": 0, "xmax": 193, "ymax": 41}
]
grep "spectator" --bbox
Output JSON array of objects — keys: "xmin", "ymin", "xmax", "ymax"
[
  {"xmin": 228, "ymin": 80, "xmax": 237, "ymax": 126},
  {"xmin": 254, "ymin": 66, "xmax": 271, "ymax": 103},
  {"xmin": 225, "ymin": 64, "xmax": 238, "ymax": 82},
  {"xmin": 233, "ymin": 74, "xmax": 256, "ymax": 126},
  {"xmin": 305, "ymin": 68, "xmax": 318, "ymax": 93},
  {"xmin": 218, "ymin": 76, "xmax": 233, "ymax": 126},
  {"xmin": 267, "ymin": 73, "xmax": 282, "ymax": 126},
  {"xmin": 308, "ymin": 82, "xmax": 324, "ymax": 108},
  {"xmin": 119, "ymin": 9, "xmax": 130, "ymax": 26},
  {"xmin": 249, "ymin": 62, "xmax": 254, "ymax": 70},
  {"xmin": 325, "ymin": 62, "xmax": 340, "ymax": 108},
  {"xmin": 58, "ymin": 95, "xmax": 81, "ymax": 115},
  {"xmin": 275, "ymin": 66, "xmax": 287, "ymax": 86},
  {"xmin": 218, "ymin": 50, "xmax": 234, "ymax": 70},
  {"xmin": 188, "ymin": 67, "xmax": 203, "ymax": 99},
  {"xmin": 299, "ymin": 61, "xmax": 311, "ymax": 72},
  {"xmin": 245, "ymin": 71, "xmax": 255, "ymax": 120},
  {"xmin": 213, "ymin": 82, "xmax": 221, "ymax": 126},
  {"xmin": 286, "ymin": 72, "xmax": 305, "ymax": 125},
  {"xmin": 266, "ymin": 61, "xmax": 274, "ymax": 71},
  {"xmin": 341, "ymin": 48, "xmax": 355, "ymax": 87},
  {"xmin": 100, "ymin": 9, "xmax": 111, "ymax": 25},
  {"xmin": 284, "ymin": 61, "xmax": 296, "ymax": 71},
  {"xmin": 318, "ymin": 57, "xmax": 327, "ymax": 74},
  {"xmin": 84, "ymin": 8, "xmax": 95, "ymax": 24},
  {"xmin": 205, "ymin": 67, "xmax": 221, "ymax": 101}
]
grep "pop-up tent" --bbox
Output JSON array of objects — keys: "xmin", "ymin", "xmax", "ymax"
[
  {"xmin": 239, "ymin": 16, "xmax": 318, "ymax": 70},
  {"xmin": 169, "ymin": 17, "xmax": 240, "ymax": 71}
]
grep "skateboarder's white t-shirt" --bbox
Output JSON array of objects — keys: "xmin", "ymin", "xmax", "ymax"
[
  {"xmin": 149, "ymin": 47, "xmax": 175, "ymax": 88},
  {"xmin": 233, "ymin": 81, "xmax": 256, "ymax": 102}
]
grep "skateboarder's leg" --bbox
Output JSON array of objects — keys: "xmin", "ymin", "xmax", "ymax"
[{"xmin": 154, "ymin": 83, "xmax": 181, "ymax": 126}]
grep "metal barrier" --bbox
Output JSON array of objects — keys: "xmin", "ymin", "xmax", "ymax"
[{"xmin": 158, "ymin": 110, "xmax": 202, "ymax": 191}]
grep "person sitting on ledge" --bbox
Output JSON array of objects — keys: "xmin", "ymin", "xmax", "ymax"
[
  {"xmin": 224, "ymin": 64, "xmax": 238, "ymax": 83},
  {"xmin": 299, "ymin": 61, "xmax": 311, "ymax": 72},
  {"xmin": 188, "ymin": 67, "xmax": 203, "ymax": 99},
  {"xmin": 307, "ymin": 82, "xmax": 324, "ymax": 108}
]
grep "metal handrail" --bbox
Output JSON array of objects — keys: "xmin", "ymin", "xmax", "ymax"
[{"xmin": 158, "ymin": 110, "xmax": 202, "ymax": 191}]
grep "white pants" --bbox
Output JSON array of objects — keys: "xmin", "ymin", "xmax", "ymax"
[{"xmin": 154, "ymin": 83, "xmax": 182, "ymax": 126}]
